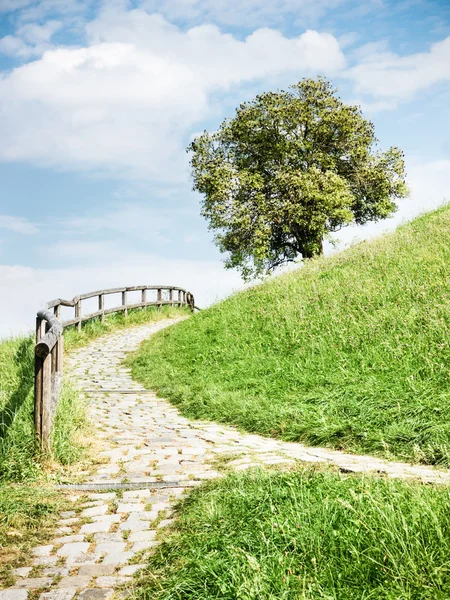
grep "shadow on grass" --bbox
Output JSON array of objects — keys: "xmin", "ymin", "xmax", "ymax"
[{"xmin": 0, "ymin": 338, "xmax": 34, "ymax": 439}]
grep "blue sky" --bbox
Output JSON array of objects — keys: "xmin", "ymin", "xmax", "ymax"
[{"xmin": 0, "ymin": 0, "xmax": 449, "ymax": 336}]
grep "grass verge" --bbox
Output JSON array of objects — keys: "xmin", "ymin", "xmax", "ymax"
[
  {"xmin": 0, "ymin": 485, "xmax": 71, "ymax": 587},
  {"xmin": 129, "ymin": 205, "xmax": 450, "ymax": 466},
  {"xmin": 135, "ymin": 467, "xmax": 450, "ymax": 599}
]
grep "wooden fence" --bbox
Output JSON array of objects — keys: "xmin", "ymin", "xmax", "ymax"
[{"xmin": 34, "ymin": 285, "xmax": 195, "ymax": 451}]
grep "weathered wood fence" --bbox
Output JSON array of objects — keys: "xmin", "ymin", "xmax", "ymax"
[{"xmin": 34, "ymin": 285, "xmax": 195, "ymax": 451}]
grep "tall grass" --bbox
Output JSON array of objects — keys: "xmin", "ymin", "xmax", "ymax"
[
  {"xmin": 0, "ymin": 305, "xmax": 188, "ymax": 483},
  {"xmin": 130, "ymin": 205, "xmax": 450, "ymax": 465},
  {"xmin": 0, "ymin": 485, "xmax": 72, "ymax": 586},
  {"xmin": 136, "ymin": 467, "xmax": 450, "ymax": 599}
]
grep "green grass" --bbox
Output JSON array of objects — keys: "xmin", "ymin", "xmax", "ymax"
[
  {"xmin": 0, "ymin": 485, "xmax": 72, "ymax": 587},
  {"xmin": 136, "ymin": 467, "xmax": 450, "ymax": 599},
  {"xmin": 129, "ymin": 205, "xmax": 450, "ymax": 466},
  {"xmin": 0, "ymin": 305, "xmax": 188, "ymax": 483}
]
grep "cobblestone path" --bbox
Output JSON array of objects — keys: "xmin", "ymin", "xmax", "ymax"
[{"xmin": 3, "ymin": 316, "xmax": 450, "ymax": 600}]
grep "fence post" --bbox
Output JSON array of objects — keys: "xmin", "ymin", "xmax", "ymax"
[
  {"xmin": 34, "ymin": 317, "xmax": 53, "ymax": 451},
  {"xmin": 99, "ymin": 294, "xmax": 104, "ymax": 323},
  {"xmin": 141, "ymin": 288, "xmax": 147, "ymax": 306},
  {"xmin": 157, "ymin": 288, "xmax": 162, "ymax": 309},
  {"xmin": 75, "ymin": 298, "xmax": 81, "ymax": 332},
  {"xmin": 122, "ymin": 291, "xmax": 128, "ymax": 317}
]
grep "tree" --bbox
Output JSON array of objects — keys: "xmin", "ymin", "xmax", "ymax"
[{"xmin": 188, "ymin": 77, "xmax": 409, "ymax": 280}]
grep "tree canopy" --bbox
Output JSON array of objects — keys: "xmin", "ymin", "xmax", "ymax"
[{"xmin": 188, "ymin": 77, "xmax": 408, "ymax": 280}]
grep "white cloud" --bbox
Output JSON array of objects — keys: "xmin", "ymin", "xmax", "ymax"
[
  {"xmin": 0, "ymin": 7, "xmax": 345, "ymax": 181},
  {"xmin": 0, "ymin": 20, "xmax": 62, "ymax": 57},
  {"xmin": 0, "ymin": 215, "xmax": 38, "ymax": 234},
  {"xmin": 349, "ymin": 36, "xmax": 450, "ymax": 102},
  {"xmin": 61, "ymin": 203, "xmax": 172, "ymax": 237}
]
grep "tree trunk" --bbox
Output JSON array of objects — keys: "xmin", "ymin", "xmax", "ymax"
[{"xmin": 300, "ymin": 237, "xmax": 323, "ymax": 259}]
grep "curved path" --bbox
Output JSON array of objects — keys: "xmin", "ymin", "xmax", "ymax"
[{"xmin": 4, "ymin": 317, "xmax": 450, "ymax": 600}]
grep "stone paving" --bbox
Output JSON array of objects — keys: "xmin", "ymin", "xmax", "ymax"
[{"xmin": 3, "ymin": 316, "xmax": 450, "ymax": 600}]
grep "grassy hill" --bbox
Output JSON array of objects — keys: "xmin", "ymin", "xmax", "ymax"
[
  {"xmin": 130, "ymin": 204, "xmax": 450, "ymax": 466},
  {"xmin": 137, "ymin": 467, "xmax": 450, "ymax": 599}
]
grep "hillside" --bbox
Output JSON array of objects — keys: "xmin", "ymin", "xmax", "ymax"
[{"xmin": 130, "ymin": 204, "xmax": 450, "ymax": 466}]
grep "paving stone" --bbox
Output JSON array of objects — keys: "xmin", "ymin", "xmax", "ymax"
[
  {"xmin": 79, "ymin": 522, "xmax": 110, "ymax": 535},
  {"xmin": 118, "ymin": 564, "xmax": 146, "ymax": 576},
  {"xmin": 42, "ymin": 568, "xmax": 69, "ymax": 577},
  {"xmin": 78, "ymin": 565, "xmax": 115, "ymax": 577},
  {"xmin": 131, "ymin": 541, "xmax": 158, "ymax": 553},
  {"xmin": 55, "ymin": 527, "xmax": 73, "ymax": 535},
  {"xmin": 32, "ymin": 545, "xmax": 53, "ymax": 557},
  {"xmin": 101, "ymin": 552, "xmax": 133, "ymax": 566},
  {"xmin": 0, "ymin": 591, "xmax": 29, "ymax": 600},
  {"xmin": 157, "ymin": 519, "xmax": 175, "ymax": 529},
  {"xmin": 57, "ymin": 543, "xmax": 90, "ymax": 557},
  {"xmin": 93, "ymin": 533, "xmax": 123, "ymax": 543},
  {"xmin": 58, "ymin": 518, "xmax": 79, "ymax": 526},
  {"xmin": 60, "ymin": 511, "xmax": 76, "ymax": 519},
  {"xmin": 116, "ymin": 503, "xmax": 144, "ymax": 513},
  {"xmin": 39, "ymin": 590, "xmax": 76, "ymax": 600},
  {"xmin": 95, "ymin": 542, "xmax": 126, "ymax": 554},
  {"xmin": 128, "ymin": 530, "xmax": 156, "ymax": 543},
  {"xmin": 122, "ymin": 490, "xmax": 150, "ymax": 500},
  {"xmin": 77, "ymin": 590, "xmax": 114, "ymax": 600},
  {"xmin": 57, "ymin": 576, "xmax": 92, "ymax": 589},
  {"xmin": 81, "ymin": 505, "xmax": 108, "ymax": 518},
  {"xmin": 13, "ymin": 578, "xmax": 54, "ymax": 589},
  {"xmin": 65, "ymin": 553, "xmax": 101, "ymax": 567},
  {"xmin": 95, "ymin": 577, "xmax": 131, "ymax": 588},
  {"xmin": 13, "ymin": 568, "xmax": 32, "ymax": 578},
  {"xmin": 88, "ymin": 493, "xmax": 116, "ymax": 501},
  {"xmin": 118, "ymin": 520, "xmax": 148, "ymax": 532},
  {"xmin": 52, "ymin": 535, "xmax": 84, "ymax": 544},
  {"xmin": 32, "ymin": 556, "xmax": 58, "ymax": 567},
  {"xmin": 91, "ymin": 515, "xmax": 121, "ymax": 524}
]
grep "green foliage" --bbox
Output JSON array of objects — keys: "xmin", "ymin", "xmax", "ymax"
[
  {"xmin": 189, "ymin": 77, "xmax": 408, "ymax": 279},
  {"xmin": 130, "ymin": 205, "xmax": 450, "ymax": 465},
  {"xmin": 136, "ymin": 468, "xmax": 450, "ymax": 599}
]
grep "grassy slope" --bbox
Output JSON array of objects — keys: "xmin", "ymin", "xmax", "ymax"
[
  {"xmin": 130, "ymin": 205, "xmax": 450, "ymax": 466},
  {"xmin": 137, "ymin": 467, "xmax": 450, "ymax": 599}
]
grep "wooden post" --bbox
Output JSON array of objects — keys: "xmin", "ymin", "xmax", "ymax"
[
  {"xmin": 34, "ymin": 317, "xmax": 44, "ymax": 447},
  {"xmin": 34, "ymin": 316, "xmax": 53, "ymax": 452},
  {"xmin": 141, "ymin": 288, "xmax": 147, "ymax": 306},
  {"xmin": 41, "ymin": 351, "xmax": 52, "ymax": 452},
  {"xmin": 178, "ymin": 290, "xmax": 182, "ymax": 305},
  {"xmin": 157, "ymin": 288, "xmax": 162, "ymax": 306},
  {"xmin": 75, "ymin": 299, "xmax": 81, "ymax": 332},
  {"xmin": 99, "ymin": 294, "xmax": 104, "ymax": 323},
  {"xmin": 56, "ymin": 334, "xmax": 64, "ymax": 373},
  {"xmin": 122, "ymin": 291, "xmax": 128, "ymax": 317},
  {"xmin": 169, "ymin": 289, "xmax": 173, "ymax": 304}
]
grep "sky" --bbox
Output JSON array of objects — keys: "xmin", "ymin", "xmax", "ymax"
[{"xmin": 0, "ymin": 0, "xmax": 449, "ymax": 337}]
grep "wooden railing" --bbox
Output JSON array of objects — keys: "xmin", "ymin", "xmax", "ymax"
[{"xmin": 34, "ymin": 285, "xmax": 195, "ymax": 450}]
